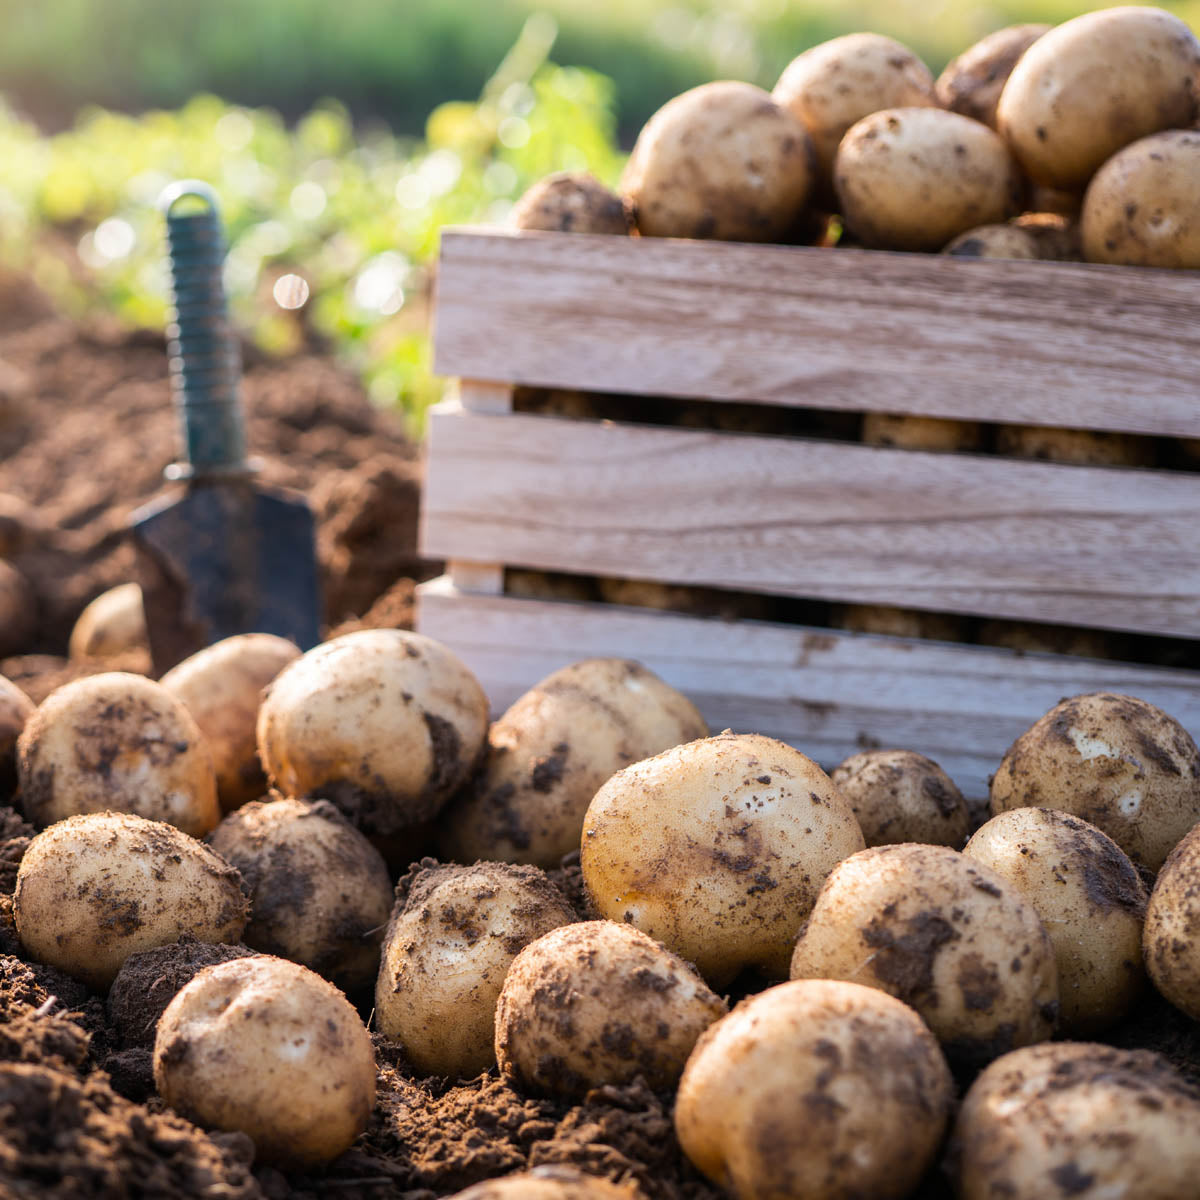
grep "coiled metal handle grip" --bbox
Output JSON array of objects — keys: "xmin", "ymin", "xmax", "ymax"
[{"xmin": 160, "ymin": 180, "xmax": 247, "ymax": 477}]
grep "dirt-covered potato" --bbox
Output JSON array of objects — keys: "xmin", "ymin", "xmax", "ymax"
[
  {"xmin": 257, "ymin": 629, "xmax": 488, "ymax": 837},
  {"xmin": 861, "ymin": 413, "xmax": 985, "ymax": 452},
  {"xmin": 790, "ymin": 844, "xmax": 1057, "ymax": 1064},
  {"xmin": 511, "ymin": 172, "xmax": 631, "ymax": 235},
  {"xmin": 207, "ymin": 797, "xmax": 392, "ymax": 995},
  {"xmin": 996, "ymin": 7, "xmax": 1200, "ymax": 190},
  {"xmin": 995, "ymin": 424, "xmax": 1155, "ymax": 466},
  {"xmin": 952, "ymin": 1042, "xmax": 1200, "ymax": 1200},
  {"xmin": 976, "ymin": 620, "xmax": 1118, "ymax": 661},
  {"xmin": 439, "ymin": 659, "xmax": 706, "ymax": 868},
  {"xmin": 67, "ymin": 583, "xmax": 148, "ymax": 662},
  {"xmin": 17, "ymin": 672, "xmax": 220, "ymax": 836},
  {"xmin": 0, "ymin": 675, "xmax": 33, "ymax": 800},
  {"xmin": 831, "ymin": 750, "xmax": 970, "ymax": 848},
  {"xmin": 1144, "ymin": 822, "xmax": 1200, "ymax": 1019},
  {"xmin": 376, "ymin": 860, "xmax": 576, "ymax": 1078},
  {"xmin": 773, "ymin": 34, "xmax": 937, "ymax": 200},
  {"xmin": 834, "ymin": 603, "xmax": 969, "ymax": 643},
  {"xmin": 1081, "ymin": 130, "xmax": 1200, "ymax": 268},
  {"xmin": 161, "ymin": 633, "xmax": 300, "ymax": 813},
  {"xmin": 622, "ymin": 81, "xmax": 815, "ymax": 242},
  {"xmin": 154, "ymin": 955, "xmax": 376, "ymax": 1166},
  {"xmin": 836, "ymin": 107, "xmax": 1021, "ymax": 251},
  {"xmin": 989, "ymin": 692, "xmax": 1200, "ymax": 872},
  {"xmin": 964, "ymin": 808, "xmax": 1147, "ymax": 1034},
  {"xmin": 505, "ymin": 569, "xmax": 598, "ymax": 603},
  {"xmin": 677, "ymin": 979, "xmax": 952, "ymax": 1200},
  {"xmin": 14, "ymin": 811, "xmax": 247, "ymax": 988},
  {"xmin": 495, "ymin": 920, "xmax": 726, "ymax": 1098},
  {"xmin": 943, "ymin": 224, "xmax": 1040, "ymax": 259},
  {"xmin": 0, "ymin": 560, "xmax": 35, "ymax": 659},
  {"xmin": 582, "ymin": 731, "xmax": 864, "ymax": 986},
  {"xmin": 935, "ymin": 24, "xmax": 1050, "ymax": 129},
  {"xmin": 448, "ymin": 1167, "xmax": 642, "ymax": 1200}
]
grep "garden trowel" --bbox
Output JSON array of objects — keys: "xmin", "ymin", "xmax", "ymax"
[{"xmin": 132, "ymin": 181, "xmax": 321, "ymax": 674}]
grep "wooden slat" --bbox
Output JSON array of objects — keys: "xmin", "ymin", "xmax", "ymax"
[
  {"xmin": 415, "ymin": 578, "xmax": 1200, "ymax": 804},
  {"xmin": 421, "ymin": 406, "xmax": 1200, "ymax": 638},
  {"xmin": 432, "ymin": 228, "xmax": 1200, "ymax": 437}
]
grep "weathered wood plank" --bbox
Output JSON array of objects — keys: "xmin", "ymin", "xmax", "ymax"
[
  {"xmin": 420, "ymin": 407, "xmax": 1200, "ymax": 637},
  {"xmin": 432, "ymin": 227, "xmax": 1200, "ymax": 437},
  {"xmin": 415, "ymin": 578, "xmax": 1200, "ymax": 803}
]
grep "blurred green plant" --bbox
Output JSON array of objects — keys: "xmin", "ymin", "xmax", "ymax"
[{"xmin": 0, "ymin": 17, "xmax": 625, "ymax": 432}]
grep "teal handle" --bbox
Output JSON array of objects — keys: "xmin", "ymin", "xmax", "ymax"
[{"xmin": 160, "ymin": 180, "xmax": 247, "ymax": 477}]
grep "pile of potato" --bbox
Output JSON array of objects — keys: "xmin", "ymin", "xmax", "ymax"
[
  {"xmin": 513, "ymin": 5, "xmax": 1200, "ymax": 270},
  {"xmin": 3, "ymin": 608, "xmax": 1200, "ymax": 1198}
]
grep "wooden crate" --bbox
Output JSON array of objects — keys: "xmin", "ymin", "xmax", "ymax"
[{"xmin": 417, "ymin": 227, "xmax": 1200, "ymax": 804}]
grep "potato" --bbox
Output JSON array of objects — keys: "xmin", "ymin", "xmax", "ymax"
[
  {"xmin": 1027, "ymin": 187, "xmax": 1083, "ymax": 219},
  {"xmin": 861, "ymin": 413, "xmax": 985, "ymax": 452},
  {"xmin": 448, "ymin": 1167, "xmax": 642, "ymax": 1200},
  {"xmin": 952, "ymin": 1042, "xmax": 1200, "ymax": 1200},
  {"xmin": 942, "ymin": 224, "xmax": 1040, "ymax": 259},
  {"xmin": 67, "ymin": 583, "xmax": 148, "ymax": 662},
  {"xmin": 622, "ymin": 81, "xmax": 815, "ymax": 242},
  {"xmin": 1082, "ymin": 130, "xmax": 1200, "ymax": 268},
  {"xmin": 834, "ymin": 603, "xmax": 968, "ymax": 643},
  {"xmin": 154, "ymin": 954, "xmax": 375, "ymax": 1167},
  {"xmin": 994, "ymin": 423, "xmax": 1155, "ymax": 466},
  {"xmin": 964, "ymin": 808, "xmax": 1147, "ymax": 1033},
  {"xmin": 257, "ymin": 629, "xmax": 488, "ymax": 837},
  {"xmin": 1012, "ymin": 211, "xmax": 1082, "ymax": 259},
  {"xmin": 773, "ymin": 34, "xmax": 937, "ymax": 200},
  {"xmin": 935, "ymin": 25, "xmax": 1050, "ymax": 129},
  {"xmin": 17, "ymin": 672, "xmax": 220, "ymax": 836},
  {"xmin": 0, "ymin": 675, "xmax": 33, "ymax": 801},
  {"xmin": 790, "ymin": 844, "xmax": 1058, "ymax": 1064},
  {"xmin": 976, "ymin": 620, "xmax": 1118, "ymax": 661},
  {"xmin": 836, "ymin": 107, "xmax": 1022, "ymax": 252},
  {"xmin": 1143, "ymin": 821, "xmax": 1200, "ymax": 1019},
  {"xmin": 989, "ymin": 692, "xmax": 1200, "ymax": 872},
  {"xmin": 831, "ymin": 749, "xmax": 969, "ymax": 848},
  {"xmin": 511, "ymin": 172, "xmax": 631, "ymax": 235},
  {"xmin": 439, "ymin": 659, "xmax": 706, "ymax": 868},
  {"xmin": 582, "ymin": 731, "xmax": 864, "ymax": 986},
  {"xmin": 14, "ymin": 811, "xmax": 247, "ymax": 989},
  {"xmin": 676, "ymin": 980, "xmax": 953, "ymax": 1200},
  {"xmin": 996, "ymin": 7, "xmax": 1200, "ymax": 190},
  {"xmin": 160, "ymin": 633, "xmax": 300, "ymax": 813},
  {"xmin": 0, "ymin": 560, "xmax": 35, "ymax": 659},
  {"xmin": 376, "ymin": 860, "xmax": 576, "ymax": 1078},
  {"xmin": 207, "ymin": 797, "xmax": 392, "ymax": 995},
  {"xmin": 494, "ymin": 920, "xmax": 726, "ymax": 1098}
]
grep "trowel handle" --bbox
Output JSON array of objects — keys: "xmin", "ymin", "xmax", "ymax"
[{"xmin": 159, "ymin": 181, "xmax": 247, "ymax": 478}]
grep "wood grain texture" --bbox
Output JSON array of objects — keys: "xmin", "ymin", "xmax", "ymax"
[
  {"xmin": 421, "ymin": 407, "xmax": 1200, "ymax": 637},
  {"xmin": 432, "ymin": 227, "xmax": 1200, "ymax": 436},
  {"xmin": 415, "ymin": 578, "xmax": 1200, "ymax": 802}
]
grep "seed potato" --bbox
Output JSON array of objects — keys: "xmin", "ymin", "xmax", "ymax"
[
  {"xmin": 1144, "ymin": 821, "xmax": 1200, "ymax": 1019},
  {"xmin": 773, "ymin": 33, "xmax": 937, "ymax": 200},
  {"xmin": 622, "ymin": 81, "xmax": 815, "ymax": 242},
  {"xmin": 582, "ymin": 731, "xmax": 864, "ymax": 986},
  {"xmin": 935, "ymin": 24, "xmax": 1050, "ymax": 129},
  {"xmin": 675, "ymin": 979, "xmax": 954, "ymax": 1200},
  {"xmin": 996, "ymin": 6, "xmax": 1200, "ymax": 191},
  {"xmin": 952, "ymin": 1042, "xmax": 1200, "ymax": 1200},
  {"xmin": 494, "ymin": 920, "xmax": 727, "ymax": 1098},
  {"xmin": 375, "ymin": 859, "xmax": 576, "ymax": 1078},
  {"xmin": 17, "ymin": 672, "xmax": 220, "ymax": 836},
  {"xmin": 67, "ymin": 583, "xmax": 148, "ymax": 662},
  {"xmin": 836, "ymin": 107, "xmax": 1022, "ymax": 252},
  {"xmin": 0, "ymin": 675, "xmax": 33, "ymax": 801},
  {"xmin": 1082, "ymin": 130, "xmax": 1200, "ymax": 268},
  {"xmin": 790, "ymin": 843, "xmax": 1058, "ymax": 1064},
  {"xmin": 161, "ymin": 633, "xmax": 300, "ymax": 813},
  {"xmin": 439, "ymin": 659, "xmax": 707, "ymax": 868},
  {"xmin": 511, "ymin": 172, "xmax": 631, "ymax": 235},
  {"xmin": 989, "ymin": 692, "xmax": 1200, "ymax": 872},
  {"xmin": 207, "ymin": 797, "xmax": 392, "ymax": 995},
  {"xmin": 154, "ymin": 955, "xmax": 376, "ymax": 1167},
  {"xmin": 257, "ymin": 629, "xmax": 489, "ymax": 837},
  {"xmin": 831, "ymin": 749, "xmax": 969, "ymax": 848},
  {"xmin": 448, "ymin": 1167, "xmax": 643, "ymax": 1200},
  {"xmin": 964, "ymin": 808, "xmax": 1147, "ymax": 1033},
  {"xmin": 14, "ymin": 811, "xmax": 247, "ymax": 989}
]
